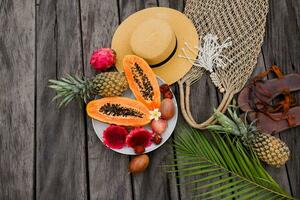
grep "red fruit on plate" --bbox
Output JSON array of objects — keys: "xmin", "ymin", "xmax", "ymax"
[
  {"xmin": 151, "ymin": 119, "xmax": 167, "ymax": 134},
  {"xmin": 126, "ymin": 128, "xmax": 153, "ymax": 148},
  {"xmin": 160, "ymin": 84, "xmax": 170, "ymax": 93},
  {"xmin": 160, "ymin": 98, "xmax": 175, "ymax": 120},
  {"xmin": 90, "ymin": 48, "xmax": 116, "ymax": 71},
  {"xmin": 163, "ymin": 91, "xmax": 173, "ymax": 99},
  {"xmin": 152, "ymin": 134, "xmax": 162, "ymax": 145},
  {"xmin": 134, "ymin": 146, "xmax": 145, "ymax": 154},
  {"xmin": 160, "ymin": 84, "xmax": 173, "ymax": 99},
  {"xmin": 103, "ymin": 125, "xmax": 128, "ymax": 149}
]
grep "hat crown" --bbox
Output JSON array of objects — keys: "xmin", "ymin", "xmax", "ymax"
[{"xmin": 130, "ymin": 19, "xmax": 176, "ymax": 65}]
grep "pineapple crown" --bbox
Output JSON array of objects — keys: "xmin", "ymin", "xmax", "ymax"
[
  {"xmin": 48, "ymin": 75, "xmax": 94, "ymax": 107},
  {"xmin": 207, "ymin": 102, "xmax": 258, "ymax": 140}
]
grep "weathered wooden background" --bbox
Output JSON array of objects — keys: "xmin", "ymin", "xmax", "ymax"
[{"xmin": 0, "ymin": 0, "xmax": 299, "ymax": 199}]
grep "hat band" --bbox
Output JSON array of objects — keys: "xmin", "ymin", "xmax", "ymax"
[{"xmin": 150, "ymin": 38, "xmax": 178, "ymax": 68}]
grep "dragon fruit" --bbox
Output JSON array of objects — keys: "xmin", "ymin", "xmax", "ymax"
[
  {"xmin": 126, "ymin": 128, "xmax": 153, "ymax": 148},
  {"xmin": 90, "ymin": 48, "xmax": 116, "ymax": 71},
  {"xmin": 102, "ymin": 125, "xmax": 128, "ymax": 149}
]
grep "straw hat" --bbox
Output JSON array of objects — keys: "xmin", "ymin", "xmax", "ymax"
[{"xmin": 111, "ymin": 7, "xmax": 199, "ymax": 84}]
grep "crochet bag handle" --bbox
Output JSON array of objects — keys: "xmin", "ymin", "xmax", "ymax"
[
  {"xmin": 179, "ymin": 0, "xmax": 269, "ymax": 129},
  {"xmin": 178, "ymin": 80, "xmax": 235, "ymax": 129}
]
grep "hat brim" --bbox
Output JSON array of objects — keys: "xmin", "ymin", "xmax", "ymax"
[{"xmin": 111, "ymin": 7, "xmax": 199, "ymax": 84}]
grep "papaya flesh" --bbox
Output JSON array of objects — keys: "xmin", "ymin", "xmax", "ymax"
[
  {"xmin": 123, "ymin": 55, "xmax": 161, "ymax": 110},
  {"xmin": 87, "ymin": 97, "xmax": 150, "ymax": 127}
]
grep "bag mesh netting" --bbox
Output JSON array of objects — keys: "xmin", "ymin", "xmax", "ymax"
[{"xmin": 179, "ymin": 0, "xmax": 269, "ymax": 129}]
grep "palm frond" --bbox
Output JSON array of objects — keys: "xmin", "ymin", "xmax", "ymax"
[{"xmin": 167, "ymin": 124, "xmax": 295, "ymax": 200}]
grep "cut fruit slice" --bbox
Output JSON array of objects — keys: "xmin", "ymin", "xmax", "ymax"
[
  {"xmin": 126, "ymin": 127, "xmax": 153, "ymax": 148},
  {"xmin": 123, "ymin": 55, "xmax": 161, "ymax": 110},
  {"xmin": 103, "ymin": 125, "xmax": 128, "ymax": 149},
  {"xmin": 86, "ymin": 97, "xmax": 150, "ymax": 127}
]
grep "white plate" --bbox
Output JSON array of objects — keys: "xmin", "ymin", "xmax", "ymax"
[{"xmin": 92, "ymin": 77, "xmax": 178, "ymax": 155}]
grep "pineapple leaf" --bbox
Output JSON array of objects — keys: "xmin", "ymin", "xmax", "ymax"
[
  {"xmin": 168, "ymin": 123, "xmax": 295, "ymax": 199},
  {"xmin": 48, "ymin": 75, "xmax": 92, "ymax": 107}
]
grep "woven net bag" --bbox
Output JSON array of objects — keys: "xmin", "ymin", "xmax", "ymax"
[{"xmin": 178, "ymin": 0, "xmax": 269, "ymax": 129}]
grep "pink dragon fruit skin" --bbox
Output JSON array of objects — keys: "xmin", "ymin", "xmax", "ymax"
[{"xmin": 90, "ymin": 48, "xmax": 116, "ymax": 71}]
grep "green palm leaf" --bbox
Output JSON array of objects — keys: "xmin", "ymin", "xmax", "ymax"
[{"xmin": 167, "ymin": 124, "xmax": 295, "ymax": 200}]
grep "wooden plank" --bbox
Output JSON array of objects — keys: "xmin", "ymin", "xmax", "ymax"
[
  {"xmin": 169, "ymin": 0, "xmax": 184, "ymax": 11},
  {"xmin": 149, "ymin": 1, "xmax": 219, "ymax": 198},
  {"xmin": 250, "ymin": 52, "xmax": 292, "ymax": 194},
  {"xmin": 119, "ymin": 0, "xmax": 137, "ymax": 20},
  {"xmin": 174, "ymin": 0, "xmax": 221, "ymax": 190},
  {"xmin": 158, "ymin": 0, "xmax": 184, "ymax": 11},
  {"xmin": 36, "ymin": 0, "xmax": 88, "ymax": 199},
  {"xmin": 117, "ymin": 1, "xmax": 180, "ymax": 200},
  {"xmin": 175, "ymin": 74, "xmax": 220, "ymax": 200},
  {"xmin": 0, "ymin": 0, "xmax": 35, "ymax": 199},
  {"xmin": 136, "ymin": 0, "xmax": 157, "ymax": 10},
  {"xmin": 158, "ymin": 0, "xmax": 170, "ymax": 7},
  {"xmin": 131, "ymin": 144, "xmax": 180, "ymax": 200},
  {"xmin": 80, "ymin": 1, "xmax": 133, "ymax": 199},
  {"xmin": 261, "ymin": 0, "xmax": 300, "ymax": 197}
]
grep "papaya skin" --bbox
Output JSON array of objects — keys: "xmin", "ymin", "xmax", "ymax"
[
  {"xmin": 86, "ymin": 97, "xmax": 151, "ymax": 127},
  {"xmin": 123, "ymin": 55, "xmax": 161, "ymax": 110}
]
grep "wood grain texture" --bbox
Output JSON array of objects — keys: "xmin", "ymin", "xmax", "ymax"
[
  {"xmin": 169, "ymin": 0, "xmax": 184, "ymax": 10},
  {"xmin": 80, "ymin": 1, "xmax": 132, "ymax": 199},
  {"xmin": 158, "ymin": 0, "xmax": 184, "ymax": 10},
  {"xmin": 1, "ymin": 0, "xmax": 300, "ymax": 199},
  {"xmin": 250, "ymin": 52, "xmax": 292, "ymax": 194},
  {"xmin": 0, "ymin": 0, "xmax": 35, "ymax": 199},
  {"xmin": 131, "ymin": 145, "xmax": 179, "ymax": 200},
  {"xmin": 36, "ymin": 0, "xmax": 88, "ymax": 199},
  {"xmin": 158, "ymin": 0, "xmax": 170, "ymax": 7},
  {"xmin": 175, "ymin": 74, "xmax": 220, "ymax": 200},
  {"xmin": 135, "ymin": 0, "xmax": 157, "ymax": 10},
  {"xmin": 119, "ymin": 0, "xmax": 137, "ymax": 20},
  {"xmin": 262, "ymin": 0, "xmax": 300, "ymax": 197}
]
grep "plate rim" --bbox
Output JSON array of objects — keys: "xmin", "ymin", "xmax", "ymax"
[{"xmin": 91, "ymin": 76, "xmax": 178, "ymax": 155}]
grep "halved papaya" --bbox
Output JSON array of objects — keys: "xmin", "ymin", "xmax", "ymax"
[
  {"xmin": 86, "ymin": 97, "xmax": 150, "ymax": 127},
  {"xmin": 123, "ymin": 55, "xmax": 161, "ymax": 110}
]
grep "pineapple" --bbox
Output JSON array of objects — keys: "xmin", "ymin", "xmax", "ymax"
[
  {"xmin": 207, "ymin": 106, "xmax": 290, "ymax": 167},
  {"xmin": 49, "ymin": 72, "xmax": 128, "ymax": 107}
]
